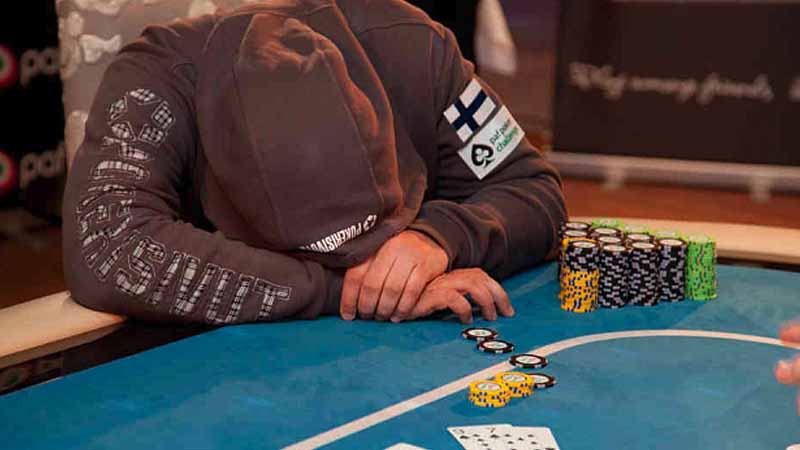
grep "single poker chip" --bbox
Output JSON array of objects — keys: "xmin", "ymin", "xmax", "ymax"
[
  {"xmin": 654, "ymin": 230, "xmax": 682, "ymax": 239},
  {"xmin": 658, "ymin": 238, "xmax": 686, "ymax": 248},
  {"xmin": 597, "ymin": 236, "xmax": 623, "ymax": 245},
  {"xmin": 626, "ymin": 233, "xmax": 653, "ymax": 243},
  {"xmin": 590, "ymin": 227, "xmax": 621, "ymax": 237},
  {"xmin": 530, "ymin": 373, "xmax": 557, "ymax": 389},
  {"xmin": 477, "ymin": 339, "xmax": 515, "ymax": 354},
  {"xmin": 509, "ymin": 353, "xmax": 548, "ymax": 369},
  {"xmin": 562, "ymin": 221, "xmax": 591, "ymax": 232},
  {"xmin": 631, "ymin": 241, "xmax": 657, "ymax": 251},
  {"xmin": 572, "ymin": 240, "xmax": 598, "ymax": 249},
  {"xmin": 461, "ymin": 327, "xmax": 499, "ymax": 342},
  {"xmin": 563, "ymin": 229, "xmax": 589, "ymax": 238}
]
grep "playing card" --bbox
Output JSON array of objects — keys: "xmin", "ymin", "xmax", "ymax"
[
  {"xmin": 503, "ymin": 427, "xmax": 560, "ymax": 450},
  {"xmin": 447, "ymin": 424, "xmax": 513, "ymax": 450},
  {"xmin": 383, "ymin": 444, "xmax": 431, "ymax": 450}
]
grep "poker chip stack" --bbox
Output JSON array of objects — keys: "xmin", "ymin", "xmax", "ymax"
[
  {"xmin": 627, "ymin": 242, "xmax": 660, "ymax": 306},
  {"xmin": 621, "ymin": 223, "xmax": 650, "ymax": 235},
  {"xmin": 559, "ymin": 240, "xmax": 600, "ymax": 313},
  {"xmin": 597, "ymin": 243, "xmax": 629, "ymax": 308},
  {"xmin": 558, "ymin": 220, "xmax": 717, "ymax": 309},
  {"xmin": 596, "ymin": 235, "xmax": 623, "ymax": 246},
  {"xmin": 657, "ymin": 238, "xmax": 688, "ymax": 302},
  {"xmin": 560, "ymin": 221, "xmax": 591, "ymax": 236},
  {"xmin": 468, "ymin": 380, "xmax": 511, "ymax": 408},
  {"xmin": 686, "ymin": 235, "xmax": 718, "ymax": 300},
  {"xmin": 592, "ymin": 218, "xmax": 624, "ymax": 229},
  {"xmin": 624, "ymin": 233, "xmax": 655, "ymax": 246},
  {"xmin": 653, "ymin": 230, "xmax": 683, "ymax": 240},
  {"xmin": 494, "ymin": 372, "xmax": 534, "ymax": 398},
  {"xmin": 559, "ymin": 223, "xmax": 590, "ymax": 278},
  {"xmin": 560, "ymin": 229, "xmax": 590, "ymax": 258},
  {"xmin": 590, "ymin": 227, "xmax": 623, "ymax": 240}
]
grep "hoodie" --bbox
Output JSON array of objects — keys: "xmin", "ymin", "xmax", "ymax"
[{"xmin": 62, "ymin": 0, "xmax": 567, "ymax": 324}]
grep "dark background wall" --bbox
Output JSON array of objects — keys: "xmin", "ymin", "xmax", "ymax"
[{"xmin": 0, "ymin": 0, "xmax": 65, "ymax": 217}]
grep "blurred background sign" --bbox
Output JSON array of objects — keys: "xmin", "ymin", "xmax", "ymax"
[
  {"xmin": 0, "ymin": 0, "xmax": 65, "ymax": 218},
  {"xmin": 554, "ymin": 0, "xmax": 800, "ymax": 167}
]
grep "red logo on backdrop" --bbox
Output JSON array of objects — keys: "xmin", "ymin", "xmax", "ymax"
[
  {"xmin": 0, "ymin": 149, "xmax": 18, "ymax": 198},
  {"xmin": 0, "ymin": 44, "xmax": 19, "ymax": 90}
]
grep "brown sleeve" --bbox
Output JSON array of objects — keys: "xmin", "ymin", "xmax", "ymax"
[
  {"xmin": 407, "ymin": 28, "xmax": 567, "ymax": 279},
  {"xmin": 62, "ymin": 24, "xmax": 343, "ymax": 324}
]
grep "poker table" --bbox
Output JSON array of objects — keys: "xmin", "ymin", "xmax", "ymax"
[{"xmin": 1, "ymin": 261, "xmax": 799, "ymax": 450}]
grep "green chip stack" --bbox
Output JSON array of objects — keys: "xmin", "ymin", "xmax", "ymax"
[
  {"xmin": 621, "ymin": 223, "xmax": 650, "ymax": 235},
  {"xmin": 653, "ymin": 230, "xmax": 683, "ymax": 239},
  {"xmin": 591, "ymin": 217, "xmax": 625, "ymax": 229},
  {"xmin": 685, "ymin": 235, "xmax": 717, "ymax": 300}
]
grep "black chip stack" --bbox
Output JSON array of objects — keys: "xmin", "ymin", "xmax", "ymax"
[
  {"xmin": 590, "ymin": 227, "xmax": 622, "ymax": 240},
  {"xmin": 657, "ymin": 238, "xmax": 687, "ymax": 302},
  {"xmin": 628, "ymin": 242, "xmax": 660, "ymax": 306},
  {"xmin": 598, "ymin": 244, "xmax": 629, "ymax": 308},
  {"xmin": 560, "ymin": 240, "xmax": 600, "ymax": 313},
  {"xmin": 560, "ymin": 221, "xmax": 591, "ymax": 235},
  {"xmin": 625, "ymin": 233, "xmax": 654, "ymax": 246},
  {"xmin": 597, "ymin": 236, "xmax": 623, "ymax": 246},
  {"xmin": 559, "ymin": 228, "xmax": 590, "ymax": 279}
]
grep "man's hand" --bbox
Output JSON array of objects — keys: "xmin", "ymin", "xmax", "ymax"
[
  {"xmin": 406, "ymin": 268, "xmax": 514, "ymax": 324},
  {"xmin": 775, "ymin": 321, "xmax": 800, "ymax": 414},
  {"xmin": 340, "ymin": 230, "xmax": 448, "ymax": 322}
]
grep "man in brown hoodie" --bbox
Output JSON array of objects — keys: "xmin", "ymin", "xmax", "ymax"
[{"xmin": 62, "ymin": 0, "xmax": 566, "ymax": 325}]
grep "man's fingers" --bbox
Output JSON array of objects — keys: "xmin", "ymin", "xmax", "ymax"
[
  {"xmin": 462, "ymin": 281, "xmax": 497, "ymax": 321},
  {"xmin": 357, "ymin": 253, "xmax": 396, "ymax": 320},
  {"xmin": 431, "ymin": 270, "xmax": 498, "ymax": 321},
  {"xmin": 779, "ymin": 321, "xmax": 800, "ymax": 344},
  {"xmin": 775, "ymin": 356, "xmax": 800, "ymax": 386},
  {"xmin": 374, "ymin": 261, "xmax": 414, "ymax": 321},
  {"xmin": 407, "ymin": 288, "xmax": 471, "ymax": 324},
  {"xmin": 446, "ymin": 291, "xmax": 474, "ymax": 324},
  {"xmin": 485, "ymin": 276, "xmax": 514, "ymax": 317},
  {"xmin": 340, "ymin": 261, "xmax": 369, "ymax": 321},
  {"xmin": 390, "ymin": 266, "xmax": 428, "ymax": 323}
]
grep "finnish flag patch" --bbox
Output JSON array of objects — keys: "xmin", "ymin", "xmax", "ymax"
[
  {"xmin": 444, "ymin": 79, "xmax": 497, "ymax": 143},
  {"xmin": 455, "ymin": 106, "xmax": 525, "ymax": 180}
]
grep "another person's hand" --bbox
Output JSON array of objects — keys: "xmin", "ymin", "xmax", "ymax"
[
  {"xmin": 406, "ymin": 268, "xmax": 514, "ymax": 324},
  {"xmin": 340, "ymin": 230, "xmax": 448, "ymax": 322},
  {"xmin": 775, "ymin": 321, "xmax": 800, "ymax": 414}
]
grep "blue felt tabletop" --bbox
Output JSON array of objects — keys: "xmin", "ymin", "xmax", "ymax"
[{"xmin": 1, "ymin": 263, "xmax": 799, "ymax": 450}]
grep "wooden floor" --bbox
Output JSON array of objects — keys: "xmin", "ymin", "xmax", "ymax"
[{"xmin": 2, "ymin": 177, "xmax": 798, "ymax": 310}]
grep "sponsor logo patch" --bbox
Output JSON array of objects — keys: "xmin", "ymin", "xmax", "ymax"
[
  {"xmin": 444, "ymin": 78, "xmax": 496, "ymax": 143},
  {"xmin": 457, "ymin": 106, "xmax": 524, "ymax": 180}
]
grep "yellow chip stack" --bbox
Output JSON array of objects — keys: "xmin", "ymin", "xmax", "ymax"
[
  {"xmin": 467, "ymin": 380, "xmax": 511, "ymax": 408},
  {"xmin": 493, "ymin": 372, "xmax": 534, "ymax": 398},
  {"xmin": 559, "ymin": 267, "xmax": 599, "ymax": 313}
]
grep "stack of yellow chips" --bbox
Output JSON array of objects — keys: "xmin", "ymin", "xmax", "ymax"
[
  {"xmin": 559, "ymin": 266, "xmax": 600, "ymax": 312},
  {"xmin": 559, "ymin": 240, "xmax": 600, "ymax": 313},
  {"xmin": 494, "ymin": 372, "xmax": 534, "ymax": 398},
  {"xmin": 467, "ymin": 380, "xmax": 511, "ymax": 408}
]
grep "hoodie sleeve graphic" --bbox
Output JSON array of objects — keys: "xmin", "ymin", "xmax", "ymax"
[{"xmin": 63, "ymin": 24, "xmax": 342, "ymax": 324}]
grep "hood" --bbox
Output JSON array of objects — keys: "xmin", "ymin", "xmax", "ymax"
[{"xmin": 195, "ymin": 0, "xmax": 421, "ymax": 267}]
